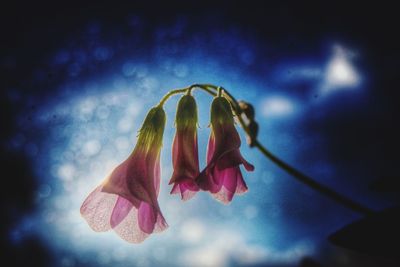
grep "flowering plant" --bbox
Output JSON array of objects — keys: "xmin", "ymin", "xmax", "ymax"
[{"xmin": 81, "ymin": 83, "xmax": 373, "ymax": 243}]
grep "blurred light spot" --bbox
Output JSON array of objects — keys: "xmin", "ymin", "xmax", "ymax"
[
  {"xmin": 324, "ymin": 45, "xmax": 361, "ymax": 90},
  {"xmin": 173, "ymin": 64, "xmax": 189, "ymax": 78},
  {"xmin": 78, "ymin": 98, "xmax": 97, "ymax": 116},
  {"xmin": 142, "ymin": 77, "xmax": 159, "ymax": 90},
  {"xmin": 261, "ymin": 96, "xmax": 295, "ymax": 117},
  {"xmin": 82, "ymin": 140, "xmax": 101, "ymax": 156},
  {"xmin": 115, "ymin": 136, "xmax": 130, "ymax": 151},
  {"xmin": 180, "ymin": 219, "xmax": 205, "ymax": 244},
  {"xmin": 122, "ymin": 62, "xmax": 136, "ymax": 76},
  {"xmin": 135, "ymin": 65, "xmax": 148, "ymax": 78},
  {"xmin": 58, "ymin": 164, "xmax": 76, "ymax": 181},
  {"xmin": 117, "ymin": 116, "xmax": 134, "ymax": 133},
  {"xmin": 96, "ymin": 105, "xmax": 110, "ymax": 120}
]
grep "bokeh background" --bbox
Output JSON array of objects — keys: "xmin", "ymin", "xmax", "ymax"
[{"xmin": 1, "ymin": 1, "xmax": 400, "ymax": 267}]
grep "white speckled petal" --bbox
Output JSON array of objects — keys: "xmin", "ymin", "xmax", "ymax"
[
  {"xmin": 80, "ymin": 185, "xmax": 117, "ymax": 232},
  {"xmin": 112, "ymin": 205, "xmax": 148, "ymax": 243}
]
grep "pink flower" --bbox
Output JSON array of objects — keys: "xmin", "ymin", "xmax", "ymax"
[
  {"xmin": 196, "ymin": 96, "xmax": 254, "ymax": 204},
  {"xmin": 169, "ymin": 94, "xmax": 200, "ymax": 200},
  {"xmin": 80, "ymin": 106, "xmax": 168, "ymax": 243}
]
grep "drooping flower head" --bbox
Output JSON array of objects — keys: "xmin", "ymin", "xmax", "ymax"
[
  {"xmin": 169, "ymin": 94, "xmax": 200, "ymax": 200},
  {"xmin": 196, "ymin": 95, "xmax": 254, "ymax": 204},
  {"xmin": 80, "ymin": 106, "xmax": 167, "ymax": 243}
]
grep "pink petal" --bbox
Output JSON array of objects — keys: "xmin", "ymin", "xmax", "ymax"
[
  {"xmin": 111, "ymin": 201, "xmax": 168, "ymax": 243},
  {"xmin": 112, "ymin": 205, "xmax": 148, "ymax": 243},
  {"xmin": 235, "ymin": 170, "xmax": 248, "ymax": 194},
  {"xmin": 110, "ymin": 196, "xmax": 133, "ymax": 228},
  {"xmin": 211, "ymin": 166, "xmax": 237, "ymax": 204},
  {"xmin": 170, "ymin": 179, "xmax": 199, "ymax": 201},
  {"xmin": 102, "ymin": 155, "xmax": 151, "ymax": 205},
  {"xmin": 154, "ymin": 154, "xmax": 161, "ymax": 196},
  {"xmin": 170, "ymin": 129, "xmax": 200, "ymax": 184},
  {"xmin": 206, "ymin": 132, "xmax": 216, "ymax": 163},
  {"xmin": 169, "ymin": 128, "xmax": 200, "ymax": 200},
  {"xmin": 138, "ymin": 202, "xmax": 156, "ymax": 234},
  {"xmin": 80, "ymin": 185, "xmax": 117, "ymax": 232}
]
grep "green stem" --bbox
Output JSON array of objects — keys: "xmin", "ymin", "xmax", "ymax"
[
  {"xmin": 253, "ymin": 140, "xmax": 374, "ymax": 216},
  {"xmin": 194, "ymin": 84, "xmax": 217, "ymax": 96},
  {"xmin": 158, "ymin": 83, "xmax": 374, "ymax": 215},
  {"xmin": 158, "ymin": 84, "xmax": 217, "ymax": 107},
  {"xmin": 204, "ymin": 84, "xmax": 374, "ymax": 216},
  {"xmin": 158, "ymin": 88, "xmax": 189, "ymax": 107}
]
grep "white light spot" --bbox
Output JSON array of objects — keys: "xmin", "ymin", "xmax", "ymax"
[
  {"xmin": 78, "ymin": 97, "xmax": 97, "ymax": 116},
  {"xmin": 261, "ymin": 96, "xmax": 295, "ymax": 117},
  {"xmin": 115, "ymin": 136, "xmax": 130, "ymax": 151},
  {"xmin": 173, "ymin": 64, "xmax": 189, "ymax": 78},
  {"xmin": 82, "ymin": 140, "xmax": 101, "ymax": 156},
  {"xmin": 324, "ymin": 45, "xmax": 361, "ymax": 90},
  {"xmin": 122, "ymin": 62, "xmax": 136, "ymax": 76},
  {"xmin": 57, "ymin": 164, "xmax": 76, "ymax": 181},
  {"xmin": 96, "ymin": 105, "xmax": 110, "ymax": 120},
  {"xmin": 117, "ymin": 116, "xmax": 134, "ymax": 133},
  {"xmin": 180, "ymin": 219, "xmax": 205, "ymax": 244}
]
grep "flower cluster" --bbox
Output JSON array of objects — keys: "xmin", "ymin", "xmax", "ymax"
[{"xmin": 81, "ymin": 88, "xmax": 254, "ymax": 243}]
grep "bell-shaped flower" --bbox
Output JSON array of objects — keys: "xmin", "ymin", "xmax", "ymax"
[
  {"xmin": 80, "ymin": 106, "xmax": 168, "ymax": 243},
  {"xmin": 196, "ymin": 96, "xmax": 254, "ymax": 204},
  {"xmin": 169, "ymin": 94, "xmax": 200, "ymax": 200}
]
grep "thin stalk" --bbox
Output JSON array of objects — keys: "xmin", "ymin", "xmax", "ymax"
[
  {"xmin": 253, "ymin": 140, "xmax": 374, "ymax": 216},
  {"xmin": 158, "ymin": 84, "xmax": 217, "ymax": 107},
  {"xmin": 158, "ymin": 83, "xmax": 374, "ymax": 215},
  {"xmin": 209, "ymin": 84, "xmax": 374, "ymax": 216},
  {"xmin": 158, "ymin": 88, "xmax": 189, "ymax": 107}
]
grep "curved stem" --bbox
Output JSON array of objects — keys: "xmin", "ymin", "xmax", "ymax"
[
  {"xmin": 158, "ymin": 88, "xmax": 189, "ymax": 107},
  {"xmin": 158, "ymin": 83, "xmax": 374, "ymax": 215},
  {"xmin": 204, "ymin": 84, "xmax": 374, "ymax": 216},
  {"xmin": 158, "ymin": 84, "xmax": 217, "ymax": 107},
  {"xmin": 194, "ymin": 84, "xmax": 217, "ymax": 96},
  {"xmin": 253, "ymin": 140, "xmax": 374, "ymax": 216}
]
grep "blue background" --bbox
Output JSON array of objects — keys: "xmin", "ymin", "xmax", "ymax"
[{"xmin": 1, "ymin": 2, "xmax": 399, "ymax": 267}]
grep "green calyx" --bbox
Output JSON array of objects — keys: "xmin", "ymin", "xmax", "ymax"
[
  {"xmin": 137, "ymin": 106, "xmax": 166, "ymax": 152},
  {"xmin": 210, "ymin": 96, "xmax": 234, "ymax": 126},
  {"xmin": 175, "ymin": 95, "xmax": 198, "ymax": 130}
]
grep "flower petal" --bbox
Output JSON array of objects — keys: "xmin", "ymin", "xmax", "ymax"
[
  {"xmin": 138, "ymin": 202, "xmax": 157, "ymax": 234},
  {"xmin": 80, "ymin": 185, "xmax": 117, "ymax": 232},
  {"xmin": 110, "ymin": 196, "xmax": 134, "ymax": 228}
]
